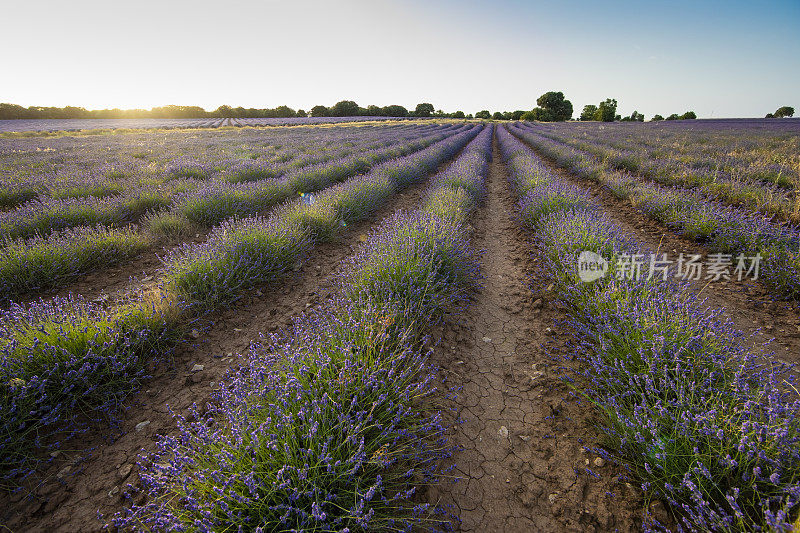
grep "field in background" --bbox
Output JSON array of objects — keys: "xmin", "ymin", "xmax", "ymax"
[{"xmin": 0, "ymin": 115, "xmax": 415, "ymax": 134}]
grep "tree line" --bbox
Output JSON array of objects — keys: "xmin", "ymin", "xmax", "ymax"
[
  {"xmin": 0, "ymin": 101, "xmax": 463, "ymax": 120},
  {"xmin": 1, "ymin": 99, "xmax": 794, "ymax": 122}
]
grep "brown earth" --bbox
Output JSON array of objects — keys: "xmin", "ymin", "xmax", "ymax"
[{"xmin": 426, "ymin": 139, "xmax": 641, "ymax": 532}]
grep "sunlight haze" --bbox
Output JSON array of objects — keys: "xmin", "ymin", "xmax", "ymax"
[{"xmin": 2, "ymin": 0, "xmax": 798, "ymax": 118}]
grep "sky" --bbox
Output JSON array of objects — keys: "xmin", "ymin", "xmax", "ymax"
[{"xmin": 2, "ymin": 0, "xmax": 799, "ymax": 118}]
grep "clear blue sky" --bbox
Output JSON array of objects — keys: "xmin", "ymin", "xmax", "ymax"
[{"xmin": 2, "ymin": 0, "xmax": 798, "ymax": 118}]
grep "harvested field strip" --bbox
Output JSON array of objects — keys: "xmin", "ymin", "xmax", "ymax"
[
  {"xmin": 499, "ymin": 126, "xmax": 800, "ymax": 531},
  {"xmin": 0, "ymin": 126, "xmax": 480, "ymax": 489}
]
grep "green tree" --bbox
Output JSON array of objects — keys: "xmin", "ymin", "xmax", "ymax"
[
  {"xmin": 452, "ymin": 110, "xmax": 465, "ymax": 119},
  {"xmin": 330, "ymin": 100, "xmax": 359, "ymax": 117},
  {"xmin": 310, "ymin": 105, "xmax": 329, "ymax": 117},
  {"xmin": 492, "ymin": 111, "xmax": 504, "ymax": 120},
  {"xmin": 296, "ymin": 109, "xmax": 307, "ymax": 117},
  {"xmin": 475, "ymin": 110, "xmax": 491, "ymax": 119},
  {"xmin": 536, "ymin": 91, "xmax": 573, "ymax": 121},
  {"xmin": 414, "ymin": 103, "xmax": 435, "ymax": 117},
  {"xmin": 680, "ymin": 111, "xmax": 697, "ymax": 120},
  {"xmin": 382, "ymin": 105, "xmax": 408, "ymax": 117},
  {"xmin": 215, "ymin": 105, "xmax": 234, "ymax": 118},
  {"xmin": 775, "ymin": 106, "xmax": 795, "ymax": 118},
  {"xmin": 580, "ymin": 105, "xmax": 598, "ymax": 121},
  {"xmin": 665, "ymin": 113, "xmax": 680, "ymax": 120},
  {"xmin": 593, "ymin": 99, "xmax": 617, "ymax": 122},
  {"xmin": 274, "ymin": 105, "xmax": 296, "ymax": 118},
  {"xmin": 522, "ymin": 108, "xmax": 553, "ymax": 121},
  {"xmin": 652, "ymin": 114, "xmax": 664, "ymax": 121}
]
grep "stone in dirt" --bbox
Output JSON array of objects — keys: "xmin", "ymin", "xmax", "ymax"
[
  {"xmin": 135, "ymin": 420, "xmax": 150, "ymax": 432},
  {"xmin": 118, "ymin": 464, "xmax": 132, "ymax": 479},
  {"xmin": 56, "ymin": 465, "xmax": 71, "ymax": 479},
  {"xmin": 498, "ymin": 425, "xmax": 509, "ymax": 438},
  {"xmin": 191, "ymin": 364, "xmax": 204, "ymax": 372}
]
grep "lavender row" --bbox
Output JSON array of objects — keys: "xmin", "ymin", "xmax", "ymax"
[
  {"xmin": 163, "ymin": 126, "xmax": 480, "ymax": 309},
  {"xmin": 499, "ymin": 126, "xmax": 800, "ymax": 531},
  {"xmin": 110, "ymin": 126, "xmax": 491, "ymax": 532},
  {"xmin": 528, "ymin": 120, "xmax": 799, "ymax": 193},
  {"xmin": 0, "ymin": 124, "xmax": 450, "ymax": 239},
  {"xmin": 523, "ymin": 122, "xmax": 797, "ymax": 222},
  {"xmin": 145, "ymin": 123, "xmax": 465, "ymax": 235},
  {"xmin": 0, "ymin": 115, "xmax": 410, "ymax": 134},
  {"xmin": 0, "ymin": 126, "xmax": 479, "ymax": 485},
  {"xmin": 507, "ymin": 124, "xmax": 800, "ymax": 301},
  {"xmin": 0, "ymin": 125, "xmax": 458, "ymax": 301},
  {"xmin": 0, "ymin": 122, "xmax": 436, "ymax": 211}
]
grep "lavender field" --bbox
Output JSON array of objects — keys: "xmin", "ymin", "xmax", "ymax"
[
  {"xmin": 0, "ymin": 116, "xmax": 408, "ymax": 134},
  {"xmin": 2, "ymin": 119, "xmax": 800, "ymax": 532}
]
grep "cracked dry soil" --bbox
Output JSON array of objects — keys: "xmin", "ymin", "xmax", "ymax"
[{"xmin": 427, "ymin": 141, "xmax": 641, "ymax": 532}]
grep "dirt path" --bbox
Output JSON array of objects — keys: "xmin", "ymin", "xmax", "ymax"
[
  {"xmin": 515, "ymin": 136, "xmax": 800, "ymax": 369},
  {"xmin": 427, "ymin": 139, "xmax": 640, "ymax": 532},
  {"xmin": 1, "ymin": 179, "xmax": 436, "ymax": 533}
]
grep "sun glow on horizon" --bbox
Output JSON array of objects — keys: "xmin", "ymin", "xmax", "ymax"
[{"xmin": 2, "ymin": 0, "xmax": 798, "ymax": 118}]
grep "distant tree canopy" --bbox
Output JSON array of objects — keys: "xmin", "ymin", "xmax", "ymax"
[
  {"xmin": 475, "ymin": 110, "xmax": 491, "ymax": 119},
  {"xmin": 310, "ymin": 105, "xmax": 329, "ymax": 117},
  {"xmin": 519, "ymin": 91, "xmax": 573, "ymax": 122},
  {"xmin": 0, "ymin": 100, "xmax": 467, "ymax": 120},
  {"xmin": 769, "ymin": 106, "xmax": 795, "ymax": 118},
  {"xmin": 659, "ymin": 111, "xmax": 697, "ymax": 121},
  {"xmin": 595, "ymin": 99, "xmax": 618, "ymax": 122},
  {"xmin": 414, "ymin": 103, "xmax": 435, "ymax": 117},
  {"xmin": 538, "ymin": 91, "xmax": 573, "ymax": 121},
  {"xmin": 621, "ymin": 110, "xmax": 645, "ymax": 122},
  {"xmin": 329, "ymin": 100, "xmax": 359, "ymax": 117},
  {"xmin": 580, "ymin": 105, "xmax": 598, "ymax": 121},
  {"xmin": 381, "ymin": 105, "xmax": 409, "ymax": 117},
  {"xmin": 651, "ymin": 114, "xmax": 664, "ymax": 121}
]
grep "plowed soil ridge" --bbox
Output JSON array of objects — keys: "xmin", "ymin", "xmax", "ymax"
[{"xmin": 426, "ymin": 139, "xmax": 640, "ymax": 532}]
